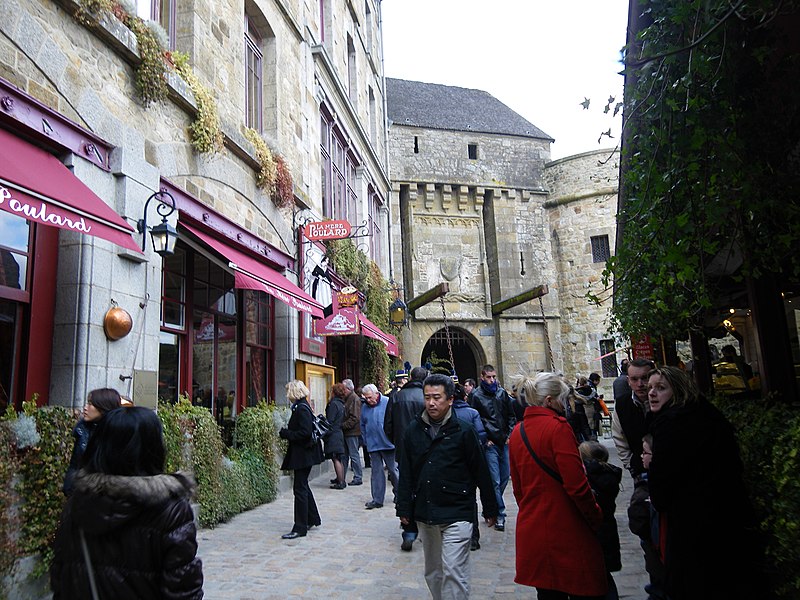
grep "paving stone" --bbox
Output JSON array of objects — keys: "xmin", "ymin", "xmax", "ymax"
[{"xmin": 198, "ymin": 439, "xmax": 648, "ymax": 599}]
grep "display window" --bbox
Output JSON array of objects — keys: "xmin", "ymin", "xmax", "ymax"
[{"xmin": 158, "ymin": 240, "xmax": 275, "ymax": 441}]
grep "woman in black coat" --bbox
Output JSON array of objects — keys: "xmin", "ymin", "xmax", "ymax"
[
  {"xmin": 325, "ymin": 383, "xmax": 348, "ymax": 489},
  {"xmin": 51, "ymin": 407, "xmax": 203, "ymax": 600},
  {"xmin": 63, "ymin": 388, "xmax": 122, "ymax": 495},
  {"xmin": 278, "ymin": 380, "xmax": 324, "ymax": 539},
  {"xmin": 646, "ymin": 366, "xmax": 764, "ymax": 600}
]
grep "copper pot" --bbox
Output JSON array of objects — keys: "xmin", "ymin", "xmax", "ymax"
[{"xmin": 104, "ymin": 306, "xmax": 133, "ymax": 340}]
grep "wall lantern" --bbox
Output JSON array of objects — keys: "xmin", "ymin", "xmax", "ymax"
[
  {"xmin": 138, "ymin": 190, "xmax": 178, "ymax": 257},
  {"xmin": 389, "ymin": 298, "xmax": 409, "ymax": 327}
]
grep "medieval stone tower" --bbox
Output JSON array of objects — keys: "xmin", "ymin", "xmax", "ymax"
[{"xmin": 387, "ymin": 78, "xmax": 620, "ymax": 385}]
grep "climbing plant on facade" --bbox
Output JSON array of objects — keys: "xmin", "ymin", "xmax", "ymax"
[
  {"xmin": 591, "ymin": 0, "xmax": 800, "ymax": 340},
  {"xmin": 326, "ymin": 239, "xmax": 392, "ymax": 388}
]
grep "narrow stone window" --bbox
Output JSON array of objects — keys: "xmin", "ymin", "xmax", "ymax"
[
  {"xmin": 468, "ymin": 143, "xmax": 478, "ymax": 160},
  {"xmin": 414, "ymin": 136, "xmax": 419, "ymax": 154},
  {"xmin": 599, "ymin": 339, "xmax": 618, "ymax": 378},
  {"xmin": 590, "ymin": 235, "xmax": 611, "ymax": 263}
]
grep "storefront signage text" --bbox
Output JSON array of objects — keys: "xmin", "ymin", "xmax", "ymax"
[
  {"xmin": 631, "ymin": 335, "xmax": 655, "ymax": 360},
  {"xmin": 303, "ymin": 220, "xmax": 351, "ymax": 241},
  {"xmin": 0, "ymin": 184, "xmax": 92, "ymax": 233}
]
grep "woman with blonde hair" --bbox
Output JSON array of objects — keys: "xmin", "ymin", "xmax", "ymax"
[
  {"xmin": 278, "ymin": 380, "xmax": 324, "ymax": 539},
  {"xmin": 509, "ymin": 373, "xmax": 607, "ymax": 599}
]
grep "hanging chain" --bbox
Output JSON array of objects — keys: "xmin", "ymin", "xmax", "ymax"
[
  {"xmin": 439, "ymin": 295, "xmax": 456, "ymax": 376},
  {"xmin": 539, "ymin": 296, "xmax": 555, "ymax": 372}
]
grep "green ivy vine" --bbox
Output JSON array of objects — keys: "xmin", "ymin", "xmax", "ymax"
[
  {"xmin": 326, "ymin": 239, "xmax": 393, "ymax": 388},
  {"xmin": 172, "ymin": 52, "xmax": 224, "ymax": 154},
  {"xmin": 591, "ymin": 0, "xmax": 800, "ymax": 340}
]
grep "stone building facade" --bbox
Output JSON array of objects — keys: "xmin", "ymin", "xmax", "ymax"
[
  {"xmin": 387, "ymin": 78, "xmax": 621, "ymax": 384},
  {"xmin": 0, "ymin": 0, "xmax": 392, "ymax": 415}
]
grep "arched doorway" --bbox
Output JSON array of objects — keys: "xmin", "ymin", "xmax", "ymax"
[{"xmin": 421, "ymin": 327, "xmax": 481, "ymax": 383}]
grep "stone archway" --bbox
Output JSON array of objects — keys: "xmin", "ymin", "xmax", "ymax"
[{"xmin": 420, "ymin": 327, "xmax": 484, "ymax": 383}]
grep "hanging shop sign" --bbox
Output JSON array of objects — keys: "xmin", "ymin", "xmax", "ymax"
[
  {"xmin": 314, "ymin": 286, "xmax": 361, "ymax": 336},
  {"xmin": 337, "ymin": 286, "xmax": 359, "ymax": 308},
  {"xmin": 631, "ymin": 335, "xmax": 655, "ymax": 360},
  {"xmin": 303, "ymin": 219, "xmax": 352, "ymax": 241}
]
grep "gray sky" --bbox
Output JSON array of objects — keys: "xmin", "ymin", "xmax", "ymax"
[{"xmin": 381, "ymin": 0, "xmax": 629, "ymax": 159}]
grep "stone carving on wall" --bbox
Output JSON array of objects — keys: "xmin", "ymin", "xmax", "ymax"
[
  {"xmin": 416, "ymin": 215, "xmax": 480, "ymax": 228},
  {"xmin": 440, "ymin": 257, "xmax": 461, "ymax": 281},
  {"xmin": 445, "ymin": 292, "xmax": 485, "ymax": 303}
]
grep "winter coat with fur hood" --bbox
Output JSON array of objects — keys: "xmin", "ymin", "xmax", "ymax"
[{"xmin": 50, "ymin": 471, "xmax": 203, "ymax": 600}]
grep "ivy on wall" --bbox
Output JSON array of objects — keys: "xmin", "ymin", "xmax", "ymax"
[
  {"xmin": 244, "ymin": 129, "xmax": 295, "ymax": 209},
  {"xmin": 326, "ymin": 239, "xmax": 393, "ymax": 389},
  {"xmin": 591, "ymin": 0, "xmax": 800, "ymax": 340}
]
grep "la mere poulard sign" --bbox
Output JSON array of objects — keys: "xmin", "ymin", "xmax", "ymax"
[
  {"xmin": 303, "ymin": 219, "xmax": 351, "ymax": 242},
  {"xmin": 314, "ymin": 287, "xmax": 361, "ymax": 336}
]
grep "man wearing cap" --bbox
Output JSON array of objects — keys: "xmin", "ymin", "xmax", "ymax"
[{"xmin": 388, "ymin": 368, "xmax": 409, "ymax": 402}]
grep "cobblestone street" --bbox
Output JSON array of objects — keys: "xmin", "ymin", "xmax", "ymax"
[{"xmin": 198, "ymin": 438, "xmax": 648, "ymax": 599}]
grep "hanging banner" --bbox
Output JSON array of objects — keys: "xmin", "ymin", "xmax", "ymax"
[
  {"xmin": 631, "ymin": 335, "xmax": 655, "ymax": 360},
  {"xmin": 303, "ymin": 219, "xmax": 352, "ymax": 241}
]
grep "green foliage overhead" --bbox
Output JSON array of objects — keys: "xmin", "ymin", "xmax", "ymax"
[{"xmin": 594, "ymin": 0, "xmax": 800, "ymax": 339}]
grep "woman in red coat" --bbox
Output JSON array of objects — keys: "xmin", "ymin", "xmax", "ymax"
[{"xmin": 510, "ymin": 372, "xmax": 607, "ymax": 600}]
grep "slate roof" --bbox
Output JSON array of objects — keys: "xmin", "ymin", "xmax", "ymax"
[{"xmin": 386, "ymin": 78, "xmax": 553, "ymax": 141}]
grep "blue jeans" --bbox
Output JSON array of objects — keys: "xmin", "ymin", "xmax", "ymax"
[
  {"xmin": 485, "ymin": 443, "xmax": 509, "ymax": 518},
  {"xmin": 343, "ymin": 435, "xmax": 363, "ymax": 482}
]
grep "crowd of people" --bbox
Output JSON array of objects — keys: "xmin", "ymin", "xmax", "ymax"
[{"xmin": 52, "ymin": 355, "xmax": 765, "ymax": 600}]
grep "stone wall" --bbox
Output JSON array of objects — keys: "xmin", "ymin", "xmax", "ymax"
[
  {"xmin": 1, "ymin": 0, "xmax": 389, "ymax": 406},
  {"xmin": 544, "ymin": 148, "xmax": 621, "ymax": 382}
]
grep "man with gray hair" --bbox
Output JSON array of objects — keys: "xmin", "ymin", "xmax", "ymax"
[
  {"xmin": 341, "ymin": 378, "xmax": 363, "ymax": 486},
  {"xmin": 360, "ymin": 384, "xmax": 399, "ymax": 509}
]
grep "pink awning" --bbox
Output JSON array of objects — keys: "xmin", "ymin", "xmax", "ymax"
[
  {"xmin": 182, "ymin": 223, "xmax": 323, "ymax": 318},
  {"xmin": 0, "ymin": 127, "xmax": 140, "ymax": 252},
  {"xmin": 358, "ymin": 313, "xmax": 400, "ymax": 357}
]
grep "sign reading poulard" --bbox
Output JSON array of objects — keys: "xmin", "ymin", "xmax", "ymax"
[
  {"xmin": 314, "ymin": 287, "xmax": 360, "ymax": 336},
  {"xmin": 303, "ymin": 219, "xmax": 351, "ymax": 241}
]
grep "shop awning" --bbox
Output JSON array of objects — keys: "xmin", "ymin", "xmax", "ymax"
[
  {"xmin": 0, "ymin": 127, "xmax": 140, "ymax": 252},
  {"xmin": 358, "ymin": 313, "xmax": 400, "ymax": 357},
  {"xmin": 182, "ymin": 223, "xmax": 324, "ymax": 318}
]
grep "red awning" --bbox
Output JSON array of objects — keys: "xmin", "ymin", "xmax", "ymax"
[
  {"xmin": 358, "ymin": 313, "xmax": 400, "ymax": 357},
  {"xmin": 181, "ymin": 223, "xmax": 323, "ymax": 318},
  {"xmin": 0, "ymin": 127, "xmax": 140, "ymax": 252}
]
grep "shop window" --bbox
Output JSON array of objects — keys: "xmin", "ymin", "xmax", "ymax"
[
  {"xmin": 159, "ymin": 240, "xmax": 275, "ymax": 442},
  {"xmin": 599, "ymin": 339, "xmax": 618, "ymax": 378},
  {"xmin": 245, "ymin": 290, "xmax": 274, "ymax": 406},
  {"xmin": 591, "ymin": 235, "xmax": 611, "ymax": 263},
  {"xmin": 0, "ymin": 212, "xmax": 32, "ymax": 412}
]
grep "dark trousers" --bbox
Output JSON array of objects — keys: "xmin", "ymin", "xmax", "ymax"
[
  {"xmin": 292, "ymin": 466, "xmax": 320, "ymax": 534},
  {"xmin": 471, "ymin": 501, "xmax": 480, "ymax": 543}
]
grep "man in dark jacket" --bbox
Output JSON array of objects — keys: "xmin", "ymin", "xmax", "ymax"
[
  {"xmin": 610, "ymin": 357, "xmax": 664, "ymax": 599},
  {"xmin": 341, "ymin": 378, "xmax": 363, "ymax": 486},
  {"xmin": 470, "ymin": 364, "xmax": 516, "ymax": 531},
  {"xmin": 397, "ymin": 374, "xmax": 497, "ymax": 599},
  {"xmin": 384, "ymin": 365, "xmax": 427, "ymax": 550}
]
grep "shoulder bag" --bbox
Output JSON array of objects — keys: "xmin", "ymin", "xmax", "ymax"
[{"xmin": 519, "ymin": 422, "xmax": 563, "ymax": 484}]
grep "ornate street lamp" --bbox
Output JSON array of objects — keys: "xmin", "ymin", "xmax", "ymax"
[{"xmin": 138, "ymin": 190, "xmax": 178, "ymax": 257}]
